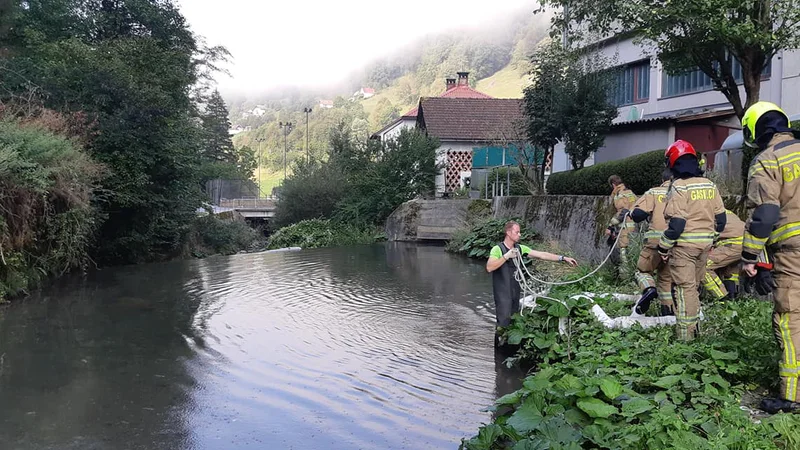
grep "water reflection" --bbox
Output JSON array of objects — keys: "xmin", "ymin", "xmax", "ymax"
[{"xmin": 0, "ymin": 243, "xmax": 526, "ymax": 449}]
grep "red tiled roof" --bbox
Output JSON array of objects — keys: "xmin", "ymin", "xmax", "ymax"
[
  {"xmin": 362, "ymin": 88, "xmax": 375, "ymax": 94},
  {"xmin": 401, "ymin": 107, "xmax": 418, "ymax": 117},
  {"xmin": 440, "ymin": 85, "xmax": 493, "ymax": 99},
  {"xmin": 417, "ymin": 97, "xmax": 524, "ymax": 141}
]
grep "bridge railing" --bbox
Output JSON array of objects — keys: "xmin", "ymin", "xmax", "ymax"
[{"xmin": 219, "ymin": 197, "xmax": 277, "ymax": 209}]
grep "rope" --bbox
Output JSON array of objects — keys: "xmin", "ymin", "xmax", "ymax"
[{"xmin": 511, "ymin": 214, "xmax": 629, "ymax": 288}]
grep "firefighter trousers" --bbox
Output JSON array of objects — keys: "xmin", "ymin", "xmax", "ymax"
[
  {"xmin": 635, "ymin": 246, "xmax": 673, "ymax": 309},
  {"xmin": 703, "ymin": 244, "xmax": 741, "ymax": 300},
  {"xmin": 771, "ymin": 248, "xmax": 800, "ymax": 402},
  {"xmin": 669, "ymin": 245, "xmax": 710, "ymax": 341}
]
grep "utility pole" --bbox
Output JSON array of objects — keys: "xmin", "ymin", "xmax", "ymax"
[
  {"xmin": 255, "ymin": 137, "xmax": 266, "ymax": 198},
  {"xmin": 279, "ymin": 121, "xmax": 293, "ymax": 184},
  {"xmin": 303, "ymin": 107, "xmax": 312, "ymax": 163}
]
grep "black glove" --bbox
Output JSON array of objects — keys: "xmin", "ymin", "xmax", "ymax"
[
  {"xmin": 606, "ymin": 226, "xmax": 618, "ymax": 246},
  {"xmin": 751, "ymin": 267, "xmax": 777, "ymax": 295}
]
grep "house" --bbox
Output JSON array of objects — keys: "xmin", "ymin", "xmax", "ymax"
[
  {"xmin": 550, "ymin": 33, "xmax": 800, "ymax": 174},
  {"xmin": 250, "ymin": 106, "xmax": 267, "ymax": 117},
  {"xmin": 416, "ymin": 97, "xmax": 527, "ymax": 196},
  {"xmin": 370, "ymin": 72, "xmax": 493, "ymax": 142},
  {"xmin": 318, "ymin": 99, "xmax": 334, "ymax": 109},
  {"xmin": 361, "ymin": 87, "xmax": 375, "ymax": 98}
]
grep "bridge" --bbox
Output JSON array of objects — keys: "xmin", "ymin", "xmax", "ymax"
[{"xmin": 219, "ymin": 198, "xmax": 277, "ymax": 219}]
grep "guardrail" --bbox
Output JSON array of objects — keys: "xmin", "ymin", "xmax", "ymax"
[{"xmin": 219, "ymin": 197, "xmax": 277, "ymax": 209}]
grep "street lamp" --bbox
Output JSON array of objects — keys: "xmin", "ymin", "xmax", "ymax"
[
  {"xmin": 303, "ymin": 107, "xmax": 312, "ymax": 163},
  {"xmin": 278, "ymin": 121, "xmax": 293, "ymax": 183},
  {"xmin": 255, "ymin": 137, "xmax": 266, "ymax": 198}
]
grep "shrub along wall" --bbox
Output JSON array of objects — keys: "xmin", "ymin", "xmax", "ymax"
[{"xmin": 547, "ymin": 150, "xmax": 665, "ymax": 195}]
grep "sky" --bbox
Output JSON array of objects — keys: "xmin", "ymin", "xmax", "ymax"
[{"xmin": 177, "ymin": 0, "xmax": 535, "ymax": 94}]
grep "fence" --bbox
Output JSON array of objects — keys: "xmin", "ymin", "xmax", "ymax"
[{"xmin": 205, "ymin": 179, "xmax": 260, "ymax": 205}]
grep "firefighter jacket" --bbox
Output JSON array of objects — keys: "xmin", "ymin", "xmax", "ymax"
[
  {"xmin": 631, "ymin": 181, "xmax": 670, "ymax": 248},
  {"xmin": 609, "ymin": 183, "xmax": 637, "ymax": 226},
  {"xmin": 659, "ymin": 177, "xmax": 726, "ymax": 250},
  {"xmin": 717, "ymin": 210, "xmax": 745, "ymax": 247},
  {"xmin": 744, "ymin": 133, "xmax": 800, "ymax": 261}
]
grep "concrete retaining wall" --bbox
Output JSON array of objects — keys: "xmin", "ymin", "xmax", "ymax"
[
  {"xmin": 385, "ymin": 199, "xmax": 472, "ymax": 241},
  {"xmin": 493, "ymin": 195, "xmax": 615, "ymax": 263}
]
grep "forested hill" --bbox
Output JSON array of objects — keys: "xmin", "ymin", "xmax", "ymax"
[{"xmin": 227, "ymin": 9, "xmax": 552, "ymax": 194}]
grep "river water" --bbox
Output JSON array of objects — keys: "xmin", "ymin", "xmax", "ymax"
[{"xmin": 0, "ymin": 243, "xmax": 525, "ymax": 450}]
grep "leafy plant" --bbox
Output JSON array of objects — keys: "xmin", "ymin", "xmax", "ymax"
[
  {"xmin": 446, "ymin": 218, "xmax": 538, "ymax": 259},
  {"xmin": 267, "ymin": 219, "xmax": 379, "ymax": 250},
  {"xmin": 462, "ymin": 290, "xmax": 798, "ymax": 450}
]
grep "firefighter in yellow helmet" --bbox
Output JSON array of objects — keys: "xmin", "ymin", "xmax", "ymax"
[
  {"xmin": 629, "ymin": 169, "xmax": 674, "ymax": 316},
  {"xmin": 659, "ymin": 140, "xmax": 726, "ymax": 341},
  {"xmin": 702, "ymin": 209, "xmax": 746, "ymax": 301},
  {"xmin": 741, "ymin": 100, "xmax": 800, "ymax": 413},
  {"xmin": 605, "ymin": 175, "xmax": 637, "ymax": 267}
]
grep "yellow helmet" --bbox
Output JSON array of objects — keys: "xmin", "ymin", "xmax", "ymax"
[{"xmin": 742, "ymin": 101, "xmax": 790, "ymax": 147}]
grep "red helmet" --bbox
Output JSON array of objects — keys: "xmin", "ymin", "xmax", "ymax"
[{"xmin": 665, "ymin": 140, "xmax": 697, "ymax": 168}]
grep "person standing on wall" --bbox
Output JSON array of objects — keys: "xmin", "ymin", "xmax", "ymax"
[
  {"xmin": 658, "ymin": 140, "xmax": 726, "ymax": 341},
  {"xmin": 740, "ymin": 101, "xmax": 800, "ymax": 413},
  {"xmin": 486, "ymin": 221, "xmax": 578, "ymax": 348},
  {"xmin": 605, "ymin": 175, "xmax": 637, "ymax": 270}
]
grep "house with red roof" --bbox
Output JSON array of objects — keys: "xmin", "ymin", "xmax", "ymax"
[{"xmin": 370, "ymin": 72, "xmax": 492, "ymax": 143}]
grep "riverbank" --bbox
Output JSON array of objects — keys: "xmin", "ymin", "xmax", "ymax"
[{"xmin": 460, "ymin": 270, "xmax": 800, "ymax": 449}]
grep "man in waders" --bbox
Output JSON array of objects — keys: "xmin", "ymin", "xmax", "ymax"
[
  {"xmin": 629, "ymin": 169, "xmax": 674, "ymax": 316},
  {"xmin": 486, "ymin": 221, "xmax": 578, "ymax": 348},
  {"xmin": 605, "ymin": 175, "xmax": 637, "ymax": 268},
  {"xmin": 740, "ymin": 101, "xmax": 800, "ymax": 413},
  {"xmin": 702, "ymin": 209, "xmax": 745, "ymax": 301},
  {"xmin": 658, "ymin": 140, "xmax": 726, "ymax": 341}
]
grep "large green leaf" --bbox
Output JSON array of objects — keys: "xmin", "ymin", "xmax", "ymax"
[
  {"xmin": 621, "ymin": 398, "xmax": 655, "ymax": 417},
  {"xmin": 513, "ymin": 438, "xmax": 550, "ymax": 450},
  {"xmin": 576, "ymin": 398, "xmax": 618, "ymax": 418},
  {"xmin": 507, "ymin": 397, "xmax": 545, "ymax": 433},
  {"xmin": 597, "ymin": 377, "xmax": 623, "ymax": 400},
  {"xmin": 654, "ymin": 375, "xmax": 682, "ymax": 389}
]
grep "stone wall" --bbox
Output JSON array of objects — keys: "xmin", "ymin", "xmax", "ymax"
[
  {"xmin": 385, "ymin": 199, "xmax": 472, "ymax": 241},
  {"xmin": 493, "ymin": 195, "xmax": 616, "ymax": 263}
]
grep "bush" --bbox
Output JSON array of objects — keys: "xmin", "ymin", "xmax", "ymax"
[
  {"xmin": 185, "ymin": 214, "xmax": 260, "ymax": 258},
  {"xmin": 0, "ymin": 119, "xmax": 103, "ymax": 301},
  {"xmin": 479, "ymin": 166, "xmax": 530, "ymax": 197},
  {"xmin": 462, "ymin": 293, "xmax": 799, "ymax": 450},
  {"xmin": 547, "ymin": 150, "xmax": 665, "ymax": 195},
  {"xmin": 446, "ymin": 217, "xmax": 538, "ymax": 259},
  {"xmin": 267, "ymin": 219, "xmax": 381, "ymax": 250},
  {"xmin": 274, "ymin": 159, "xmax": 348, "ymax": 228}
]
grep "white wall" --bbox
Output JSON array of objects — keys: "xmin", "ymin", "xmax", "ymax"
[
  {"xmin": 378, "ymin": 117, "xmax": 416, "ymax": 141},
  {"xmin": 435, "ymin": 141, "xmax": 476, "ymax": 196}
]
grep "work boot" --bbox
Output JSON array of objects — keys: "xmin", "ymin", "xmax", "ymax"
[
  {"xmin": 660, "ymin": 304, "xmax": 675, "ymax": 316},
  {"xmin": 634, "ymin": 287, "xmax": 657, "ymax": 315},
  {"xmin": 723, "ymin": 280, "xmax": 738, "ymax": 300},
  {"xmin": 760, "ymin": 397, "xmax": 800, "ymax": 414}
]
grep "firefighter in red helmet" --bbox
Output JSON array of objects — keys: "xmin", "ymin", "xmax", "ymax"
[{"xmin": 658, "ymin": 140, "xmax": 726, "ymax": 341}]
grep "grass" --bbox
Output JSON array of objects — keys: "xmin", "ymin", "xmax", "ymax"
[
  {"xmin": 475, "ymin": 64, "xmax": 531, "ymax": 99},
  {"xmin": 255, "ymin": 167, "xmax": 285, "ymax": 197}
]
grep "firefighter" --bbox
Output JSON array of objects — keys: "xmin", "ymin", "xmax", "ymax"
[
  {"xmin": 658, "ymin": 140, "xmax": 726, "ymax": 341},
  {"xmin": 741, "ymin": 101, "xmax": 800, "ymax": 413},
  {"xmin": 629, "ymin": 169, "xmax": 674, "ymax": 315},
  {"xmin": 702, "ymin": 209, "xmax": 745, "ymax": 301},
  {"xmin": 605, "ymin": 175, "xmax": 637, "ymax": 265}
]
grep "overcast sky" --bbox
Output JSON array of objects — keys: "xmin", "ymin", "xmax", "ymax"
[{"xmin": 178, "ymin": 0, "xmax": 535, "ymax": 94}]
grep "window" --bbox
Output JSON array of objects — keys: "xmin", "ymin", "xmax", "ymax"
[
  {"xmin": 662, "ymin": 58, "xmax": 772, "ymax": 97},
  {"xmin": 611, "ymin": 61, "xmax": 650, "ymax": 106}
]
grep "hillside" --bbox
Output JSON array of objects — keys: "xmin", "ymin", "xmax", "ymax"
[{"xmin": 227, "ymin": 9, "xmax": 551, "ymax": 195}]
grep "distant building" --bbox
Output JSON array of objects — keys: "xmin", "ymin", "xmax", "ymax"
[
  {"xmin": 250, "ymin": 106, "xmax": 267, "ymax": 117},
  {"xmin": 228, "ymin": 125, "xmax": 252, "ymax": 135},
  {"xmin": 318, "ymin": 99, "xmax": 334, "ymax": 109}
]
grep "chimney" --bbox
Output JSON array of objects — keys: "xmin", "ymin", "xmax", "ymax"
[
  {"xmin": 445, "ymin": 78, "xmax": 457, "ymax": 91},
  {"xmin": 457, "ymin": 71, "xmax": 469, "ymax": 86}
]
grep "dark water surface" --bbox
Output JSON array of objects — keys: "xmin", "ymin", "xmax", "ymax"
[{"xmin": 0, "ymin": 243, "xmax": 524, "ymax": 449}]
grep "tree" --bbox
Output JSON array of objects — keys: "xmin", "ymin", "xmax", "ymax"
[
  {"xmin": 537, "ymin": 0, "xmax": 800, "ymax": 118},
  {"xmin": 561, "ymin": 52, "xmax": 617, "ymax": 169},
  {"xmin": 370, "ymin": 98, "xmax": 400, "ymax": 131},
  {"xmin": 523, "ymin": 41, "xmax": 616, "ymax": 171},
  {"xmin": 201, "ymin": 89, "xmax": 237, "ymax": 164}
]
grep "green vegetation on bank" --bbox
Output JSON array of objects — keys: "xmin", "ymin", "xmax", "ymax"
[
  {"xmin": 457, "ymin": 232, "xmax": 800, "ymax": 448},
  {"xmin": 266, "ymin": 127, "xmax": 438, "ymax": 250},
  {"xmin": 0, "ymin": 0, "xmax": 255, "ymax": 301}
]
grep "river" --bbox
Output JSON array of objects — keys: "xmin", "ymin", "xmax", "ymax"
[{"xmin": 0, "ymin": 242, "xmax": 525, "ymax": 450}]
